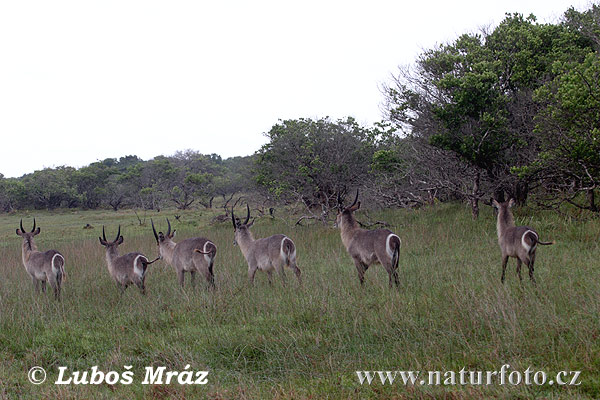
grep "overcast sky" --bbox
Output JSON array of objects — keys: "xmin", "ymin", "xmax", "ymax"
[{"xmin": 0, "ymin": 0, "xmax": 589, "ymax": 178}]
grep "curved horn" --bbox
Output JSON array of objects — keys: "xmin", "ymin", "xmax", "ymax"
[
  {"xmin": 115, "ymin": 225, "xmax": 121, "ymax": 242},
  {"xmin": 244, "ymin": 204, "xmax": 250, "ymax": 225},
  {"xmin": 102, "ymin": 225, "xmax": 107, "ymax": 242},
  {"xmin": 151, "ymin": 219, "xmax": 159, "ymax": 242},
  {"xmin": 31, "ymin": 218, "xmax": 36, "ymax": 233},
  {"xmin": 349, "ymin": 189, "xmax": 359, "ymax": 208},
  {"xmin": 20, "ymin": 219, "xmax": 24, "ymax": 233},
  {"xmin": 231, "ymin": 206, "xmax": 237, "ymax": 229},
  {"xmin": 166, "ymin": 218, "xmax": 171, "ymax": 237}
]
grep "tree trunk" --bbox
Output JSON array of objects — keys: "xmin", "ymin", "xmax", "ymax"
[
  {"xmin": 588, "ymin": 189, "xmax": 597, "ymax": 212},
  {"xmin": 471, "ymin": 171, "xmax": 480, "ymax": 220},
  {"xmin": 513, "ymin": 180, "xmax": 529, "ymax": 206}
]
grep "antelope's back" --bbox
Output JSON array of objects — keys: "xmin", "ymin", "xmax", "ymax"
[{"xmin": 174, "ymin": 237, "xmax": 214, "ymax": 261}]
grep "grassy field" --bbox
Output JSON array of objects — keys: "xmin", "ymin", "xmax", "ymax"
[{"xmin": 0, "ymin": 203, "xmax": 599, "ymax": 399}]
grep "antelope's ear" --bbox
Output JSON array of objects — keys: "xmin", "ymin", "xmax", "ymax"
[
  {"xmin": 16, "ymin": 229, "xmax": 23, "ymax": 236},
  {"xmin": 349, "ymin": 201, "xmax": 361, "ymax": 211},
  {"xmin": 508, "ymin": 198, "xmax": 516, "ymax": 208},
  {"xmin": 117, "ymin": 236, "xmax": 124, "ymax": 245},
  {"xmin": 247, "ymin": 219, "xmax": 255, "ymax": 228},
  {"xmin": 33, "ymin": 227, "xmax": 41, "ymax": 235},
  {"xmin": 170, "ymin": 230, "xmax": 176, "ymax": 238},
  {"xmin": 491, "ymin": 199, "xmax": 500, "ymax": 208},
  {"xmin": 99, "ymin": 237, "xmax": 106, "ymax": 246}
]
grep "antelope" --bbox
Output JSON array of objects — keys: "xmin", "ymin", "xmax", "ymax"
[
  {"xmin": 16, "ymin": 219, "xmax": 66, "ymax": 300},
  {"xmin": 336, "ymin": 190, "xmax": 401, "ymax": 287},
  {"xmin": 492, "ymin": 198, "xmax": 553, "ymax": 284},
  {"xmin": 151, "ymin": 218, "xmax": 216, "ymax": 288},
  {"xmin": 99, "ymin": 226, "xmax": 158, "ymax": 294},
  {"xmin": 232, "ymin": 204, "xmax": 301, "ymax": 286}
]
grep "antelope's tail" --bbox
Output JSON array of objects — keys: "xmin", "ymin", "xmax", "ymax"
[
  {"xmin": 538, "ymin": 240, "xmax": 554, "ymax": 246},
  {"xmin": 281, "ymin": 237, "xmax": 296, "ymax": 266},
  {"xmin": 52, "ymin": 253, "xmax": 66, "ymax": 282},
  {"xmin": 386, "ymin": 233, "xmax": 401, "ymax": 269}
]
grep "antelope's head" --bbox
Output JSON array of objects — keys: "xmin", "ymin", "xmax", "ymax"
[
  {"xmin": 16, "ymin": 218, "xmax": 41, "ymax": 250},
  {"xmin": 99, "ymin": 225, "xmax": 124, "ymax": 250},
  {"xmin": 491, "ymin": 198, "xmax": 515, "ymax": 212},
  {"xmin": 231, "ymin": 204, "xmax": 253, "ymax": 246},
  {"xmin": 335, "ymin": 189, "xmax": 361, "ymax": 229},
  {"xmin": 151, "ymin": 218, "xmax": 176, "ymax": 259}
]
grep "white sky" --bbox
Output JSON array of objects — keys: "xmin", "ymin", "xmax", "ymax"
[{"xmin": 0, "ymin": 0, "xmax": 590, "ymax": 178}]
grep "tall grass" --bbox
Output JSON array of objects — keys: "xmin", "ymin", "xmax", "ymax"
[{"xmin": 0, "ymin": 204, "xmax": 598, "ymax": 399}]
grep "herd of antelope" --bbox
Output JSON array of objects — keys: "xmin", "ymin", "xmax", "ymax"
[{"xmin": 13, "ymin": 191, "xmax": 553, "ymax": 300}]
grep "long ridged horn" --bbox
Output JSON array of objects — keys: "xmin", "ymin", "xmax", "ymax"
[
  {"xmin": 102, "ymin": 225, "xmax": 107, "ymax": 242},
  {"xmin": 32, "ymin": 218, "xmax": 36, "ymax": 233},
  {"xmin": 20, "ymin": 219, "xmax": 25, "ymax": 233},
  {"xmin": 244, "ymin": 204, "xmax": 250, "ymax": 225},
  {"xmin": 349, "ymin": 189, "xmax": 359, "ymax": 208},
  {"xmin": 115, "ymin": 225, "xmax": 121, "ymax": 242},
  {"xmin": 231, "ymin": 207, "xmax": 237, "ymax": 229},
  {"xmin": 151, "ymin": 219, "xmax": 159, "ymax": 242},
  {"xmin": 166, "ymin": 218, "xmax": 171, "ymax": 237}
]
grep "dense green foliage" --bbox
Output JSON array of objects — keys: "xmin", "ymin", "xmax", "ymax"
[
  {"xmin": 0, "ymin": 152, "xmax": 252, "ymax": 212},
  {"xmin": 383, "ymin": 6, "xmax": 600, "ymax": 216}
]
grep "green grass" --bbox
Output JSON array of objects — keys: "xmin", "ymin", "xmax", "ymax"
[{"xmin": 0, "ymin": 204, "xmax": 599, "ymax": 399}]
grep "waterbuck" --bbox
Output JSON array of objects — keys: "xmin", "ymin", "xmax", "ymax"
[
  {"xmin": 16, "ymin": 219, "xmax": 66, "ymax": 299},
  {"xmin": 151, "ymin": 218, "xmax": 216, "ymax": 289},
  {"xmin": 232, "ymin": 204, "xmax": 301, "ymax": 286},
  {"xmin": 336, "ymin": 190, "xmax": 401, "ymax": 287},
  {"xmin": 492, "ymin": 198, "xmax": 553, "ymax": 284},
  {"xmin": 99, "ymin": 226, "xmax": 158, "ymax": 294}
]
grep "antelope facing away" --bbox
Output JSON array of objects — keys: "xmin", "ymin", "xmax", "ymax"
[
  {"xmin": 99, "ymin": 226, "xmax": 158, "ymax": 294},
  {"xmin": 232, "ymin": 204, "xmax": 301, "ymax": 286},
  {"xmin": 492, "ymin": 199, "xmax": 553, "ymax": 284},
  {"xmin": 336, "ymin": 190, "xmax": 401, "ymax": 287},
  {"xmin": 151, "ymin": 218, "xmax": 216, "ymax": 289},
  {"xmin": 16, "ymin": 219, "xmax": 66, "ymax": 300}
]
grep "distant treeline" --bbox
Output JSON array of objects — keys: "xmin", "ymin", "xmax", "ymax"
[
  {"xmin": 1, "ymin": 5, "xmax": 599, "ymax": 219},
  {"xmin": 0, "ymin": 152, "xmax": 254, "ymax": 212}
]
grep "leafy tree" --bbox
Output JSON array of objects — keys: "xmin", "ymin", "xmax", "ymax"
[{"xmin": 256, "ymin": 117, "xmax": 375, "ymax": 222}]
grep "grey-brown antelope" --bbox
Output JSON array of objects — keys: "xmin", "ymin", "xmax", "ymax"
[
  {"xmin": 151, "ymin": 218, "xmax": 216, "ymax": 288},
  {"xmin": 16, "ymin": 219, "xmax": 66, "ymax": 299},
  {"xmin": 232, "ymin": 204, "xmax": 302, "ymax": 286},
  {"xmin": 99, "ymin": 226, "xmax": 158, "ymax": 294},
  {"xmin": 336, "ymin": 190, "xmax": 401, "ymax": 287},
  {"xmin": 492, "ymin": 198, "xmax": 553, "ymax": 284}
]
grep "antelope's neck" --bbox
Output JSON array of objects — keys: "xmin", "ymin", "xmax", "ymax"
[
  {"xmin": 236, "ymin": 230, "xmax": 255, "ymax": 257},
  {"xmin": 105, "ymin": 248, "xmax": 119, "ymax": 271},
  {"xmin": 496, "ymin": 210, "xmax": 515, "ymax": 240},
  {"xmin": 161, "ymin": 241, "xmax": 176, "ymax": 265},
  {"xmin": 340, "ymin": 217, "xmax": 360, "ymax": 250},
  {"xmin": 21, "ymin": 240, "xmax": 37, "ymax": 263}
]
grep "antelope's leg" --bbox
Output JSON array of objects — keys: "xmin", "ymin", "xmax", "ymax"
[
  {"xmin": 177, "ymin": 270, "xmax": 185, "ymax": 288},
  {"xmin": 528, "ymin": 253, "xmax": 537, "ymax": 285},
  {"xmin": 501, "ymin": 256, "xmax": 509, "ymax": 283},
  {"xmin": 190, "ymin": 270, "xmax": 196, "ymax": 288},
  {"xmin": 248, "ymin": 266, "xmax": 258, "ymax": 286},
  {"xmin": 353, "ymin": 258, "xmax": 367, "ymax": 286}
]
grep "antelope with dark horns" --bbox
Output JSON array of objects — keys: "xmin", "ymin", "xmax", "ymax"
[
  {"xmin": 336, "ymin": 190, "xmax": 401, "ymax": 287},
  {"xmin": 151, "ymin": 218, "xmax": 217, "ymax": 289},
  {"xmin": 99, "ymin": 226, "xmax": 158, "ymax": 294},
  {"xmin": 232, "ymin": 204, "xmax": 301, "ymax": 286},
  {"xmin": 16, "ymin": 218, "xmax": 66, "ymax": 300},
  {"xmin": 492, "ymin": 198, "xmax": 553, "ymax": 284}
]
